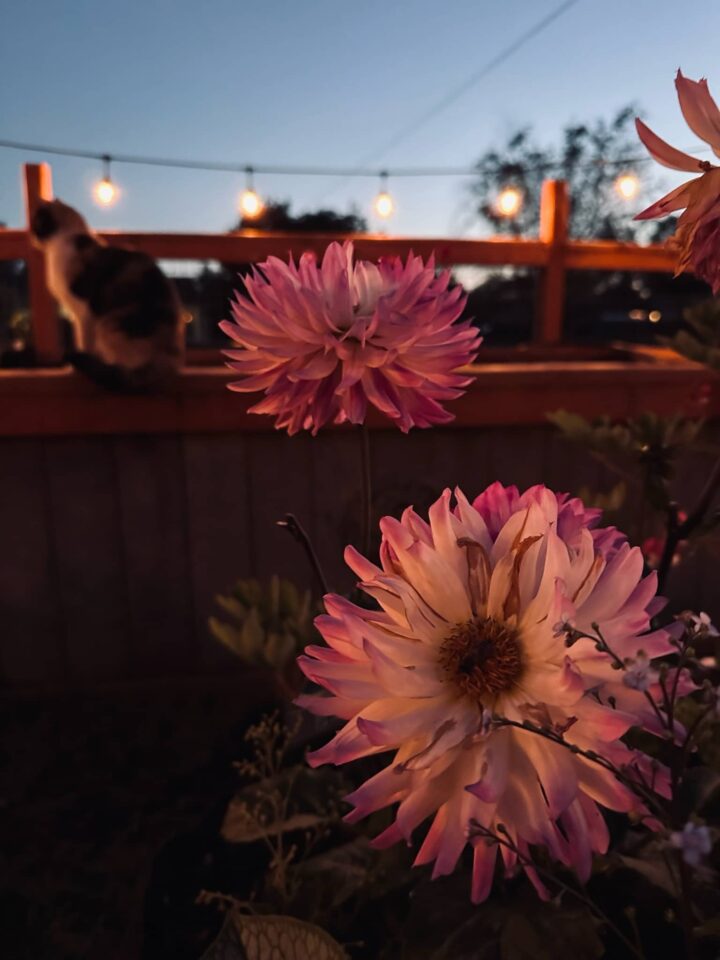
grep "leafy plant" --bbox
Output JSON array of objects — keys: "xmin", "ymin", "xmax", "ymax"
[
  {"xmin": 210, "ymin": 576, "xmax": 317, "ymax": 696},
  {"xmin": 664, "ymin": 298, "xmax": 720, "ymax": 370}
]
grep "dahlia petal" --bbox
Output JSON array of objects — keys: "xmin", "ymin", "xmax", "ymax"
[
  {"xmin": 363, "ymin": 637, "xmax": 445, "ymax": 698},
  {"xmin": 356, "ymin": 695, "xmax": 456, "ymax": 746},
  {"xmin": 306, "ymin": 716, "xmax": 386, "ymax": 767},
  {"xmin": 560, "ymin": 799, "xmax": 593, "ymax": 882},
  {"xmin": 471, "ymin": 841, "xmax": 498, "ymax": 904},
  {"xmin": 675, "ymin": 70, "xmax": 720, "ymax": 154},
  {"xmin": 519, "ymin": 733, "xmax": 578, "ymax": 817},
  {"xmin": 635, "ymin": 117, "xmax": 706, "ymax": 172},
  {"xmin": 467, "ymin": 732, "xmax": 510, "ymax": 802},
  {"xmin": 635, "ymin": 181, "xmax": 694, "ymax": 220},
  {"xmin": 294, "ymin": 693, "xmax": 370, "ymax": 720}
]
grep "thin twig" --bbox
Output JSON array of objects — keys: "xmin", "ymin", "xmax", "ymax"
[
  {"xmin": 469, "ymin": 822, "xmax": 646, "ymax": 960},
  {"xmin": 276, "ymin": 513, "xmax": 329, "ymax": 595},
  {"xmin": 359, "ymin": 424, "xmax": 373, "ymax": 558},
  {"xmin": 492, "ymin": 716, "xmax": 666, "ymax": 817}
]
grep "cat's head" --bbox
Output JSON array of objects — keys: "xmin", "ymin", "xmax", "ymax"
[{"xmin": 30, "ymin": 200, "xmax": 90, "ymax": 247}]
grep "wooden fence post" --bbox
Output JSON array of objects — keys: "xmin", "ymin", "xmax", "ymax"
[
  {"xmin": 536, "ymin": 179, "xmax": 569, "ymax": 345},
  {"xmin": 23, "ymin": 163, "xmax": 62, "ymax": 365}
]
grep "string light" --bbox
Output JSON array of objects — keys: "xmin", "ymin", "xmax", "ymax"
[
  {"xmin": 495, "ymin": 186, "xmax": 523, "ymax": 218},
  {"xmin": 93, "ymin": 154, "xmax": 118, "ymax": 207},
  {"xmin": 239, "ymin": 166, "xmax": 264, "ymax": 220},
  {"xmin": 373, "ymin": 171, "xmax": 395, "ymax": 219},
  {"xmin": 615, "ymin": 172, "xmax": 640, "ymax": 200}
]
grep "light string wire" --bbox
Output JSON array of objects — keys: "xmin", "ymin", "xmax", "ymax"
[{"xmin": 0, "ymin": 135, "xmax": 707, "ymax": 179}]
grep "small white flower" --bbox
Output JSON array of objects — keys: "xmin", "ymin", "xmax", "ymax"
[
  {"xmin": 670, "ymin": 822, "xmax": 713, "ymax": 867},
  {"xmin": 623, "ymin": 652, "xmax": 659, "ymax": 692},
  {"xmin": 690, "ymin": 612, "xmax": 720, "ymax": 638}
]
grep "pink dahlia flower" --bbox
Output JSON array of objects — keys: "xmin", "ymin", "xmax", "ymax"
[
  {"xmin": 297, "ymin": 483, "xmax": 680, "ymax": 902},
  {"xmin": 635, "ymin": 70, "xmax": 720, "ymax": 293},
  {"xmin": 220, "ymin": 241, "xmax": 480, "ymax": 434}
]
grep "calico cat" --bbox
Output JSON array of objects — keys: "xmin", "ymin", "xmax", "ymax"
[{"xmin": 30, "ymin": 199, "xmax": 184, "ymax": 391}]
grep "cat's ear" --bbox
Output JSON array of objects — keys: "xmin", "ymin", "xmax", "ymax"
[{"xmin": 31, "ymin": 204, "xmax": 58, "ymax": 240}]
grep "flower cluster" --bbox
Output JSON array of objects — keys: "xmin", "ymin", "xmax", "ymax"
[
  {"xmin": 297, "ymin": 483, "xmax": 679, "ymax": 901},
  {"xmin": 636, "ymin": 70, "xmax": 720, "ymax": 293},
  {"xmin": 221, "ymin": 241, "xmax": 480, "ymax": 434}
]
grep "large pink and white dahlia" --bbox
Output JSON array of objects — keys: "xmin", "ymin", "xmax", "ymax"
[
  {"xmin": 636, "ymin": 70, "xmax": 720, "ymax": 293},
  {"xmin": 298, "ymin": 484, "xmax": 678, "ymax": 901},
  {"xmin": 220, "ymin": 241, "xmax": 480, "ymax": 434}
]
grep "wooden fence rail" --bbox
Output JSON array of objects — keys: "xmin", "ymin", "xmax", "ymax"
[{"xmin": 0, "ymin": 163, "xmax": 679, "ymax": 367}]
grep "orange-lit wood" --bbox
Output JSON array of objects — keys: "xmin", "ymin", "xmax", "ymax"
[
  {"xmin": 0, "ymin": 357, "xmax": 714, "ymax": 437},
  {"xmin": 0, "ymin": 228, "xmax": 30, "ymax": 259},
  {"xmin": 536, "ymin": 180, "xmax": 569, "ymax": 344},
  {"xmin": 98, "ymin": 231, "xmax": 551, "ymax": 268},
  {"xmin": 23, "ymin": 164, "xmax": 62, "ymax": 364},
  {"xmin": 0, "ymin": 165, "xmax": 691, "ymax": 369},
  {"xmin": 565, "ymin": 240, "xmax": 677, "ymax": 272}
]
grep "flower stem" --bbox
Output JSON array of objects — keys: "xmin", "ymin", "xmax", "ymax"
[
  {"xmin": 469, "ymin": 823, "xmax": 646, "ymax": 960},
  {"xmin": 276, "ymin": 513, "xmax": 329, "ymax": 595},
  {"xmin": 360, "ymin": 424, "xmax": 373, "ymax": 558}
]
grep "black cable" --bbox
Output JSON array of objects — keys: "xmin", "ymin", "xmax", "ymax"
[
  {"xmin": 352, "ymin": 0, "xmax": 584, "ymax": 169},
  {"xmin": 0, "ymin": 135, "xmax": 698, "ymax": 179}
]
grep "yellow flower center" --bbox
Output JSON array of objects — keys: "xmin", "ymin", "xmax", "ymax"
[{"xmin": 438, "ymin": 617, "xmax": 524, "ymax": 702}]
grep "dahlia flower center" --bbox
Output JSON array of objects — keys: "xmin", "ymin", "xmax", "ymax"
[{"xmin": 438, "ymin": 617, "xmax": 524, "ymax": 702}]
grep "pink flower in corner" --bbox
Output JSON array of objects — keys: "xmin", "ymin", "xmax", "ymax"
[
  {"xmin": 220, "ymin": 241, "xmax": 480, "ymax": 434},
  {"xmin": 297, "ymin": 484, "xmax": 680, "ymax": 902},
  {"xmin": 635, "ymin": 70, "xmax": 720, "ymax": 293}
]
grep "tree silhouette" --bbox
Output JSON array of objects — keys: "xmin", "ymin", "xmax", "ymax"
[
  {"xmin": 235, "ymin": 200, "xmax": 366, "ymax": 234},
  {"xmin": 468, "ymin": 106, "xmax": 672, "ymax": 242}
]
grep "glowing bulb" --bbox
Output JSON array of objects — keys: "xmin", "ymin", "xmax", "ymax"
[
  {"xmin": 615, "ymin": 173, "xmax": 640, "ymax": 200},
  {"xmin": 648, "ymin": 310, "xmax": 662, "ymax": 323},
  {"xmin": 94, "ymin": 177, "xmax": 117, "ymax": 206},
  {"xmin": 239, "ymin": 187, "xmax": 263, "ymax": 219},
  {"xmin": 374, "ymin": 190, "xmax": 394, "ymax": 219},
  {"xmin": 496, "ymin": 186, "xmax": 523, "ymax": 218}
]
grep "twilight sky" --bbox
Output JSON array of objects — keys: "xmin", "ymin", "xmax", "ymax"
[{"xmin": 1, "ymin": 0, "xmax": 719, "ymax": 237}]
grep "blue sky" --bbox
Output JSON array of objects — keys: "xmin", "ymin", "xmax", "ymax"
[{"xmin": 1, "ymin": 0, "xmax": 719, "ymax": 236}]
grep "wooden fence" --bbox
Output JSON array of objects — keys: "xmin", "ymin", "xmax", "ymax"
[
  {"xmin": 0, "ymin": 164, "xmax": 717, "ymax": 690},
  {"xmin": 0, "ymin": 162, "xmax": 679, "ymax": 366}
]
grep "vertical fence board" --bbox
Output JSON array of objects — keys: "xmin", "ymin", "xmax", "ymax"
[
  {"xmin": 22, "ymin": 163, "xmax": 62, "ymax": 365},
  {"xmin": 537, "ymin": 179, "xmax": 569, "ymax": 345},
  {"xmin": 113, "ymin": 435, "xmax": 195, "ymax": 676},
  {"xmin": 44, "ymin": 437, "xmax": 131, "ymax": 682},
  {"xmin": 0, "ymin": 440, "xmax": 65, "ymax": 684},
  {"xmin": 183, "ymin": 433, "xmax": 253, "ymax": 666}
]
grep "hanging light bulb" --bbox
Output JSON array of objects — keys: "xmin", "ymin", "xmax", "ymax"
[
  {"xmin": 239, "ymin": 166, "xmax": 264, "ymax": 220},
  {"xmin": 373, "ymin": 171, "xmax": 394, "ymax": 219},
  {"xmin": 495, "ymin": 185, "xmax": 523, "ymax": 218},
  {"xmin": 93, "ymin": 154, "xmax": 118, "ymax": 207},
  {"xmin": 615, "ymin": 172, "xmax": 640, "ymax": 200}
]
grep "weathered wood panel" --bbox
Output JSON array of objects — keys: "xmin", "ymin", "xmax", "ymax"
[
  {"xmin": 183, "ymin": 433, "xmax": 253, "ymax": 667},
  {"xmin": 113, "ymin": 435, "xmax": 196, "ymax": 676},
  {"xmin": 43, "ymin": 437, "xmax": 131, "ymax": 683},
  {"xmin": 0, "ymin": 440, "xmax": 66, "ymax": 684}
]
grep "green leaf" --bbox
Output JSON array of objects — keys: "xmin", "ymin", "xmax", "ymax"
[
  {"xmin": 292, "ymin": 839, "xmax": 377, "ymax": 911},
  {"xmin": 202, "ymin": 911, "xmax": 347, "ymax": 960}
]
